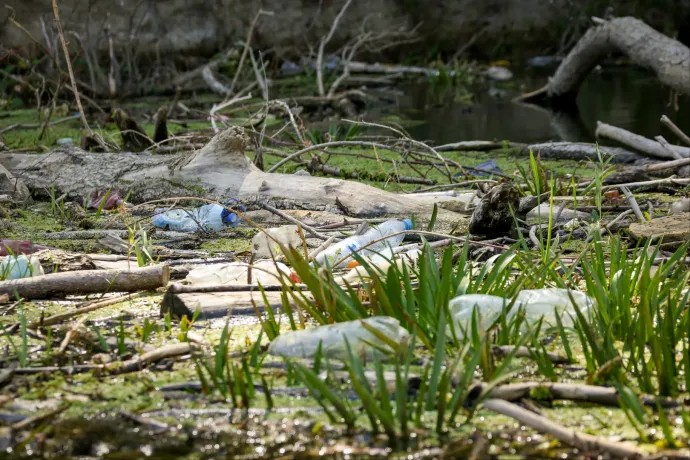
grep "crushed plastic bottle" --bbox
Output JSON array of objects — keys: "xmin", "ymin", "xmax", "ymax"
[
  {"xmin": 449, "ymin": 288, "xmax": 594, "ymax": 332},
  {"xmin": 185, "ymin": 260, "xmax": 290, "ymax": 286},
  {"xmin": 252, "ymin": 225, "xmax": 302, "ymax": 259},
  {"xmin": 268, "ymin": 316, "xmax": 409, "ymax": 361},
  {"xmin": 1, "ymin": 255, "xmax": 44, "ymax": 280},
  {"xmin": 313, "ymin": 219, "xmax": 413, "ymax": 269},
  {"xmin": 152, "ymin": 199, "xmax": 244, "ymax": 232}
]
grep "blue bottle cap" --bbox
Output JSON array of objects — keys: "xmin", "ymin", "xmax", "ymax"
[{"xmin": 402, "ymin": 219, "xmax": 413, "ymax": 231}]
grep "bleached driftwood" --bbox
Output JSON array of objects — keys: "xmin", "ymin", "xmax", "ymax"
[
  {"xmin": 1, "ymin": 127, "xmax": 444, "ymax": 217},
  {"xmin": 518, "ymin": 17, "xmax": 690, "ymax": 103}
]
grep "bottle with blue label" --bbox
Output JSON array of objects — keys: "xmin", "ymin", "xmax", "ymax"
[
  {"xmin": 312, "ymin": 219, "xmax": 412, "ymax": 268},
  {"xmin": 152, "ymin": 199, "xmax": 244, "ymax": 232}
]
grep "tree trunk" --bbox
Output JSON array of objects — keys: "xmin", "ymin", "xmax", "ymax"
[
  {"xmin": 1, "ymin": 127, "xmax": 446, "ymax": 218},
  {"xmin": 0, "ymin": 265, "xmax": 170, "ymax": 299},
  {"xmin": 518, "ymin": 17, "xmax": 690, "ymax": 103}
]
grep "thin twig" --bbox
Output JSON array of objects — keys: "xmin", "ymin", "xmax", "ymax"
[
  {"xmin": 317, "ymin": 0, "xmax": 353, "ymax": 96},
  {"xmin": 51, "ymin": 0, "xmax": 92, "ymax": 135},
  {"xmin": 620, "ymin": 186, "xmax": 645, "ymax": 223},
  {"xmin": 56, "ymin": 315, "xmax": 89, "ymax": 355},
  {"xmin": 483, "ymin": 399, "xmax": 647, "ymax": 459},
  {"xmin": 228, "ymin": 9, "xmax": 274, "ymax": 97},
  {"xmin": 29, "ymin": 292, "xmax": 144, "ymax": 329},
  {"xmin": 343, "ymin": 119, "xmax": 456, "ymax": 181},
  {"xmin": 308, "ymin": 235, "xmax": 337, "ymax": 261},
  {"xmin": 661, "ymin": 115, "xmax": 690, "ymax": 147},
  {"xmin": 11, "ymin": 405, "xmax": 69, "ymax": 431},
  {"xmin": 270, "ymin": 100, "xmax": 305, "ymax": 145},
  {"xmin": 260, "ymin": 203, "xmax": 330, "ymax": 240},
  {"xmin": 267, "ymin": 141, "xmax": 398, "ymax": 173}
]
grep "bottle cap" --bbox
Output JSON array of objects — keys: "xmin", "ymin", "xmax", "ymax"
[{"xmin": 402, "ymin": 219, "xmax": 413, "ymax": 231}]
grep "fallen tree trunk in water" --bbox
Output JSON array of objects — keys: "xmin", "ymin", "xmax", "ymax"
[
  {"xmin": 1, "ymin": 127, "xmax": 443, "ymax": 217},
  {"xmin": 517, "ymin": 17, "xmax": 690, "ymax": 104},
  {"xmin": 518, "ymin": 142, "xmax": 650, "ymax": 164},
  {"xmin": 596, "ymin": 122, "xmax": 690, "ymax": 159}
]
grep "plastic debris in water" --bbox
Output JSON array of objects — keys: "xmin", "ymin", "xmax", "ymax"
[
  {"xmin": 449, "ymin": 288, "xmax": 595, "ymax": 334},
  {"xmin": 268, "ymin": 316, "xmax": 409, "ymax": 361}
]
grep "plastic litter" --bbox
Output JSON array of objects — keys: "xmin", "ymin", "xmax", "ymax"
[
  {"xmin": 85, "ymin": 190, "xmax": 124, "ymax": 210},
  {"xmin": 339, "ymin": 248, "xmax": 420, "ymax": 284},
  {"xmin": 185, "ymin": 260, "xmax": 290, "ymax": 286},
  {"xmin": 312, "ymin": 219, "xmax": 413, "ymax": 269},
  {"xmin": 252, "ymin": 225, "xmax": 302, "ymax": 259},
  {"xmin": 449, "ymin": 288, "xmax": 594, "ymax": 332},
  {"xmin": 0, "ymin": 240, "xmax": 50, "ymax": 257},
  {"xmin": 469, "ymin": 159, "xmax": 503, "ymax": 177},
  {"xmin": 268, "ymin": 316, "xmax": 409, "ymax": 361},
  {"xmin": 152, "ymin": 199, "xmax": 244, "ymax": 232},
  {"xmin": 1, "ymin": 255, "xmax": 44, "ymax": 280}
]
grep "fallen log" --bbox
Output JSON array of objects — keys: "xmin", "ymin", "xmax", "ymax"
[
  {"xmin": 161, "ymin": 290, "xmax": 286, "ymax": 319},
  {"xmin": 0, "ymin": 265, "xmax": 169, "ymax": 299},
  {"xmin": 1, "ymin": 127, "xmax": 446, "ymax": 217},
  {"xmin": 519, "ymin": 142, "xmax": 649, "ymax": 164},
  {"xmin": 596, "ymin": 122, "xmax": 690, "ymax": 159},
  {"xmin": 471, "ymin": 382, "xmax": 683, "ymax": 408},
  {"xmin": 517, "ymin": 17, "xmax": 690, "ymax": 104}
]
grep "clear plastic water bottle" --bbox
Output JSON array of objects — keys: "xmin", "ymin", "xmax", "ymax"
[
  {"xmin": 361, "ymin": 219, "xmax": 413, "ymax": 256},
  {"xmin": 313, "ymin": 218, "xmax": 412, "ymax": 268},
  {"xmin": 152, "ymin": 200, "xmax": 244, "ymax": 232}
]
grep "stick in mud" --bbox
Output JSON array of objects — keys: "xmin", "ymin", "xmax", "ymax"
[
  {"xmin": 28, "ymin": 292, "xmax": 145, "ymax": 329},
  {"xmin": 483, "ymin": 398, "xmax": 648, "ymax": 459},
  {"xmin": 661, "ymin": 115, "xmax": 690, "ymax": 147}
]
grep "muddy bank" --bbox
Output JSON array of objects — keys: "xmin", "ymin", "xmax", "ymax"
[{"xmin": 3, "ymin": 0, "xmax": 689, "ymax": 63}]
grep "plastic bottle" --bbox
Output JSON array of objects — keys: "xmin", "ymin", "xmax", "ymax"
[
  {"xmin": 313, "ymin": 219, "xmax": 413, "ymax": 268},
  {"xmin": 268, "ymin": 316, "xmax": 409, "ymax": 361},
  {"xmin": 449, "ymin": 288, "xmax": 594, "ymax": 333},
  {"xmin": 1, "ymin": 255, "xmax": 44, "ymax": 280},
  {"xmin": 152, "ymin": 200, "xmax": 244, "ymax": 232}
]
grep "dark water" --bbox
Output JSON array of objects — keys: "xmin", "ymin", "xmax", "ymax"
[{"xmin": 399, "ymin": 68, "xmax": 690, "ymax": 146}]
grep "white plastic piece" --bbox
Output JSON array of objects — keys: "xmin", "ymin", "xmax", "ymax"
[
  {"xmin": 251, "ymin": 225, "xmax": 302, "ymax": 259},
  {"xmin": 185, "ymin": 260, "xmax": 290, "ymax": 286},
  {"xmin": 339, "ymin": 248, "xmax": 421, "ymax": 284},
  {"xmin": 268, "ymin": 316, "xmax": 409, "ymax": 361},
  {"xmin": 1, "ymin": 255, "xmax": 44, "ymax": 280},
  {"xmin": 449, "ymin": 288, "xmax": 594, "ymax": 332}
]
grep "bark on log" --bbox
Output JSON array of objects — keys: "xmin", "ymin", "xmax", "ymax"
[
  {"xmin": 0, "ymin": 265, "xmax": 170, "ymax": 299},
  {"xmin": 518, "ymin": 17, "xmax": 690, "ymax": 103},
  {"xmin": 161, "ymin": 290, "xmax": 286, "ymax": 319},
  {"xmin": 1, "ymin": 127, "xmax": 445, "ymax": 218},
  {"xmin": 520, "ymin": 142, "xmax": 650, "ymax": 164},
  {"xmin": 596, "ymin": 122, "xmax": 690, "ymax": 159}
]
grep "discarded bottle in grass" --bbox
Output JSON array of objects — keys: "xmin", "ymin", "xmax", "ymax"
[
  {"xmin": 186, "ymin": 260, "xmax": 290, "ymax": 286},
  {"xmin": 449, "ymin": 288, "xmax": 594, "ymax": 331},
  {"xmin": 152, "ymin": 199, "xmax": 244, "ymax": 232},
  {"xmin": 268, "ymin": 316, "xmax": 409, "ymax": 361},
  {"xmin": 0, "ymin": 255, "xmax": 44, "ymax": 280},
  {"xmin": 312, "ymin": 219, "xmax": 413, "ymax": 268}
]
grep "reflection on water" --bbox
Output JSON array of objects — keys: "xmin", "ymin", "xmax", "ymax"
[{"xmin": 400, "ymin": 68, "xmax": 690, "ymax": 145}]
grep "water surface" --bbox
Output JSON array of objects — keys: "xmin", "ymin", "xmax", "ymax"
[{"xmin": 399, "ymin": 68, "xmax": 690, "ymax": 146}]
